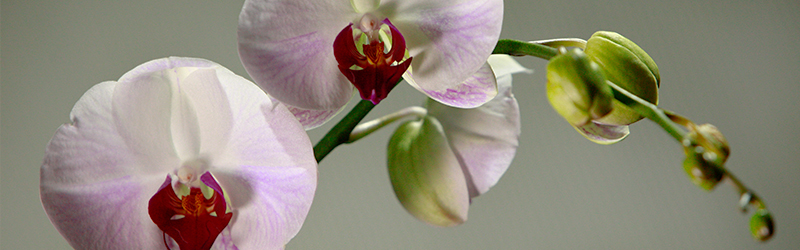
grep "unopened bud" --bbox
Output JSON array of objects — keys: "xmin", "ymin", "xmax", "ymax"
[
  {"xmin": 694, "ymin": 123, "xmax": 730, "ymax": 164},
  {"xmin": 546, "ymin": 48, "xmax": 614, "ymax": 127},
  {"xmin": 682, "ymin": 138, "xmax": 724, "ymax": 191},
  {"xmin": 387, "ymin": 117, "xmax": 469, "ymax": 227},
  {"xmin": 584, "ymin": 31, "xmax": 660, "ymax": 126},
  {"xmin": 750, "ymin": 209, "xmax": 775, "ymax": 241}
]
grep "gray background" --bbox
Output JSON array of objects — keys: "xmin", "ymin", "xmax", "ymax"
[{"xmin": 2, "ymin": 0, "xmax": 799, "ymax": 249}]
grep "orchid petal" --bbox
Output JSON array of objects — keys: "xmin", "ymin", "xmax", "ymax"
[
  {"xmin": 388, "ymin": 116, "xmax": 470, "ymax": 227},
  {"xmin": 409, "ymin": 61, "xmax": 498, "ymax": 109},
  {"xmin": 426, "ymin": 56, "xmax": 527, "ymax": 197},
  {"xmin": 238, "ymin": 0, "xmax": 358, "ymax": 110},
  {"xmin": 392, "ymin": 0, "xmax": 504, "ymax": 91},
  {"xmin": 209, "ymin": 97, "xmax": 317, "ymax": 249},
  {"xmin": 41, "ymin": 80, "xmax": 177, "ymax": 249},
  {"xmin": 574, "ymin": 121, "xmax": 630, "ymax": 145},
  {"xmin": 277, "ymin": 96, "xmax": 347, "ymax": 130},
  {"xmin": 180, "ymin": 67, "xmax": 235, "ymax": 157},
  {"xmin": 487, "ymin": 54, "xmax": 533, "ymax": 77}
]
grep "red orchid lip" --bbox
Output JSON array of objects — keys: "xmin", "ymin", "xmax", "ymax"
[
  {"xmin": 333, "ymin": 18, "xmax": 412, "ymax": 105},
  {"xmin": 148, "ymin": 172, "xmax": 232, "ymax": 250}
]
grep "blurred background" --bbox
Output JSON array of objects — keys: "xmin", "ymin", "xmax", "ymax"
[{"xmin": 2, "ymin": 0, "xmax": 798, "ymax": 249}]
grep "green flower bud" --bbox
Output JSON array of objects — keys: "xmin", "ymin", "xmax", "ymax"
[
  {"xmin": 584, "ymin": 31, "xmax": 660, "ymax": 126},
  {"xmin": 682, "ymin": 146, "xmax": 724, "ymax": 191},
  {"xmin": 387, "ymin": 116, "xmax": 469, "ymax": 227},
  {"xmin": 546, "ymin": 48, "xmax": 614, "ymax": 127},
  {"xmin": 682, "ymin": 124, "xmax": 730, "ymax": 190},
  {"xmin": 750, "ymin": 209, "xmax": 775, "ymax": 241},
  {"xmin": 694, "ymin": 123, "xmax": 730, "ymax": 164}
]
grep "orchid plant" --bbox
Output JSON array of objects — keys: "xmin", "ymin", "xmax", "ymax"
[{"xmin": 40, "ymin": 0, "xmax": 774, "ymax": 249}]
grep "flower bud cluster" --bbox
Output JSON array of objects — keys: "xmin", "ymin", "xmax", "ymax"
[{"xmin": 546, "ymin": 31, "xmax": 659, "ymax": 144}]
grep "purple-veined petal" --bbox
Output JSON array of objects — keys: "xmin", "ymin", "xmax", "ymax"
[
  {"xmin": 41, "ymin": 80, "xmax": 178, "ymax": 249},
  {"xmin": 391, "ymin": 0, "xmax": 504, "ymax": 92},
  {"xmin": 426, "ymin": 56, "xmax": 526, "ymax": 197},
  {"xmin": 207, "ymin": 95, "xmax": 317, "ymax": 249},
  {"xmin": 238, "ymin": 0, "xmax": 358, "ymax": 110},
  {"xmin": 277, "ymin": 95, "xmax": 347, "ymax": 130},
  {"xmin": 409, "ymin": 61, "xmax": 498, "ymax": 109},
  {"xmin": 387, "ymin": 116, "xmax": 470, "ymax": 227},
  {"xmin": 574, "ymin": 121, "xmax": 630, "ymax": 145}
]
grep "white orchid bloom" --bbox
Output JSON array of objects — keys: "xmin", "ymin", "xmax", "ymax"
[
  {"xmin": 40, "ymin": 57, "xmax": 317, "ymax": 250},
  {"xmin": 238, "ymin": 0, "xmax": 504, "ymax": 129}
]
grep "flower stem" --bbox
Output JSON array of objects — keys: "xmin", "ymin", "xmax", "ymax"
[
  {"xmin": 348, "ymin": 106, "xmax": 427, "ymax": 143},
  {"xmin": 605, "ymin": 80, "xmax": 687, "ymax": 141},
  {"xmin": 313, "ymin": 100, "xmax": 376, "ymax": 162},
  {"xmin": 493, "ymin": 39, "xmax": 559, "ymax": 59}
]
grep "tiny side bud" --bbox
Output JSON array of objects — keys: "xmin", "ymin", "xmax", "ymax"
[{"xmin": 750, "ymin": 209, "xmax": 775, "ymax": 241}]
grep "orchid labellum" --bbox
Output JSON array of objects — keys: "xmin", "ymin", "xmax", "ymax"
[
  {"xmin": 238, "ymin": 0, "xmax": 504, "ymax": 129},
  {"xmin": 40, "ymin": 57, "xmax": 317, "ymax": 250}
]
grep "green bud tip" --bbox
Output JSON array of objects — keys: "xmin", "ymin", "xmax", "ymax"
[{"xmin": 749, "ymin": 209, "xmax": 774, "ymax": 241}]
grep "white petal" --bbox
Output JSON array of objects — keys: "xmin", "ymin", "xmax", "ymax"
[
  {"xmin": 113, "ymin": 65, "xmax": 180, "ymax": 165},
  {"xmin": 391, "ymin": 0, "xmax": 504, "ymax": 91},
  {"xmin": 427, "ymin": 73, "xmax": 521, "ymax": 197},
  {"xmin": 238, "ymin": 0, "xmax": 357, "ymax": 110},
  {"xmin": 41, "ymin": 80, "xmax": 177, "ymax": 249},
  {"xmin": 488, "ymin": 54, "xmax": 533, "ymax": 77},
  {"xmin": 180, "ymin": 67, "xmax": 236, "ymax": 156},
  {"xmin": 209, "ymin": 91, "xmax": 317, "ymax": 249}
]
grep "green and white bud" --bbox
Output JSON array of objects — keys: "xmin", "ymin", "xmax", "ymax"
[{"xmin": 387, "ymin": 116, "xmax": 469, "ymax": 227}]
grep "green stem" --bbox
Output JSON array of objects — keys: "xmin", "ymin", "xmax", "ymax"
[
  {"xmin": 605, "ymin": 81, "xmax": 687, "ymax": 141},
  {"xmin": 313, "ymin": 100, "xmax": 376, "ymax": 162},
  {"xmin": 348, "ymin": 106, "xmax": 427, "ymax": 143},
  {"xmin": 493, "ymin": 39, "xmax": 558, "ymax": 60}
]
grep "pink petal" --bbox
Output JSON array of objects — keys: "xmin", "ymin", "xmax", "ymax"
[
  {"xmin": 410, "ymin": 61, "xmax": 498, "ymax": 108},
  {"xmin": 238, "ymin": 0, "xmax": 357, "ymax": 110},
  {"xmin": 280, "ymin": 98, "xmax": 345, "ymax": 130},
  {"xmin": 574, "ymin": 121, "xmax": 630, "ymax": 145}
]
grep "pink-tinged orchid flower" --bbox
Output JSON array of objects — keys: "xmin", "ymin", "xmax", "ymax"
[
  {"xmin": 40, "ymin": 57, "xmax": 317, "ymax": 250},
  {"xmin": 387, "ymin": 55, "xmax": 528, "ymax": 226},
  {"xmin": 238, "ymin": 0, "xmax": 504, "ymax": 129}
]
